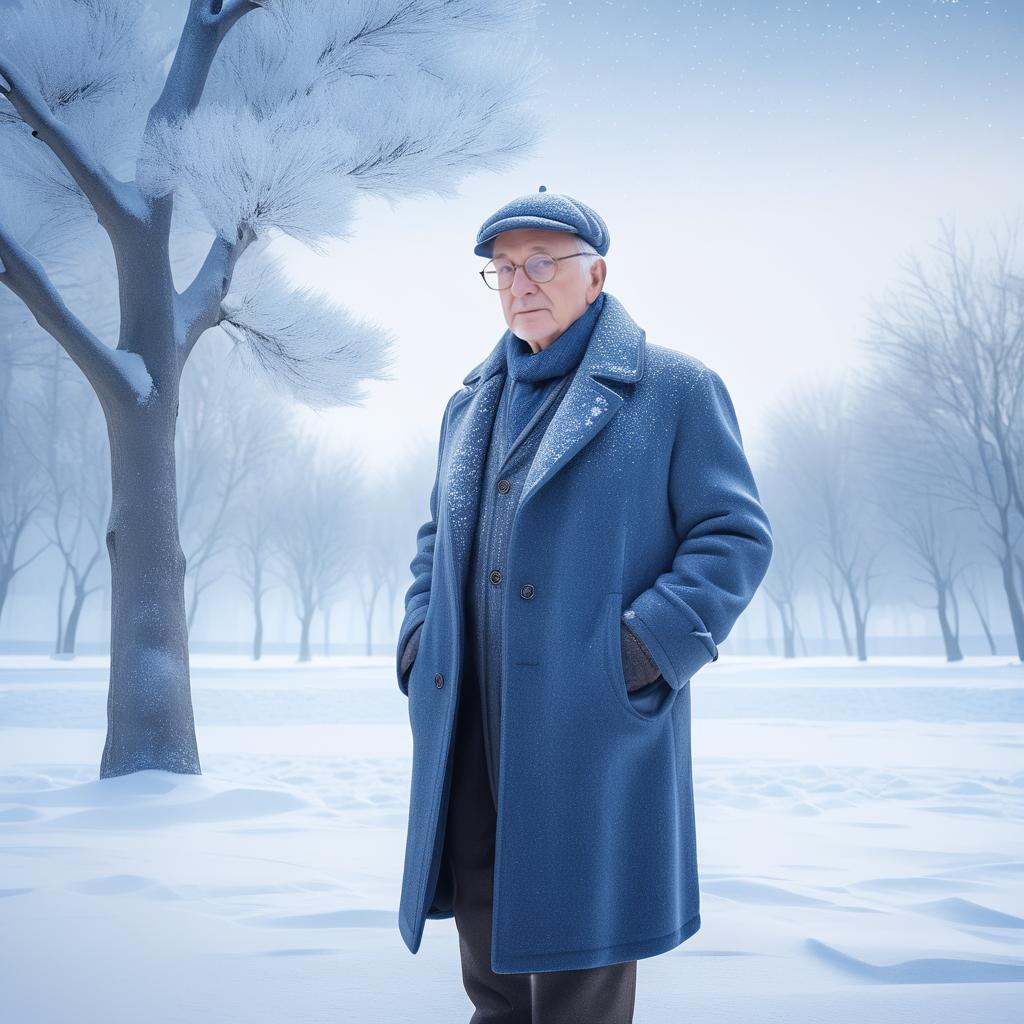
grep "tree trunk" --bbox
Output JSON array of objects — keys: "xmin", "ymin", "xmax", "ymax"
[
  {"xmin": 61, "ymin": 583, "xmax": 89, "ymax": 655},
  {"xmin": 252, "ymin": 592, "xmax": 263, "ymax": 661},
  {"xmin": 935, "ymin": 581, "xmax": 963, "ymax": 662},
  {"xmin": 762, "ymin": 600, "xmax": 774, "ymax": 656},
  {"xmin": 366, "ymin": 593, "xmax": 376, "ymax": 657},
  {"xmin": 966, "ymin": 583, "xmax": 998, "ymax": 655},
  {"xmin": 843, "ymin": 574, "xmax": 868, "ymax": 661},
  {"xmin": 298, "ymin": 608, "xmax": 314, "ymax": 662},
  {"xmin": 100, "ymin": 400, "xmax": 199, "ymax": 779},
  {"xmin": 0, "ymin": 518, "xmax": 28, "ymax": 629},
  {"xmin": 54, "ymin": 562, "xmax": 70, "ymax": 655},
  {"xmin": 829, "ymin": 592, "xmax": 853, "ymax": 657},
  {"xmin": 770, "ymin": 595, "xmax": 795, "ymax": 658},
  {"xmin": 854, "ymin": 616, "xmax": 867, "ymax": 661},
  {"xmin": 782, "ymin": 613, "xmax": 795, "ymax": 659},
  {"xmin": 999, "ymin": 552, "xmax": 1024, "ymax": 661},
  {"xmin": 1015, "ymin": 553, "xmax": 1024, "ymax": 624},
  {"xmin": 794, "ymin": 617, "xmax": 809, "ymax": 657}
]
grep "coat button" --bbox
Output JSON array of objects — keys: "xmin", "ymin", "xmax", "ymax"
[
  {"xmin": 434, "ymin": 673, "xmax": 444, "ymax": 688},
  {"xmin": 497, "ymin": 478, "xmax": 511, "ymax": 494},
  {"xmin": 520, "ymin": 583, "xmax": 535, "ymax": 599},
  {"xmin": 489, "ymin": 569, "xmax": 502, "ymax": 584}
]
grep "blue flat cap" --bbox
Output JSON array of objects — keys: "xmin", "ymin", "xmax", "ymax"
[{"xmin": 474, "ymin": 186, "xmax": 610, "ymax": 258}]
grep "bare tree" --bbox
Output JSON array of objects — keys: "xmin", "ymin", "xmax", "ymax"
[
  {"xmin": 757, "ymin": 464, "xmax": 808, "ymax": 659},
  {"xmin": 226, "ymin": 390, "xmax": 290, "ymax": 661},
  {"xmin": 768, "ymin": 377, "xmax": 888, "ymax": 660},
  {"xmin": 27, "ymin": 348, "xmax": 111, "ymax": 654},
  {"xmin": 231, "ymin": 477, "xmax": 277, "ymax": 661},
  {"xmin": 961, "ymin": 565, "xmax": 1000, "ymax": 655},
  {"xmin": 854, "ymin": 382, "xmax": 977, "ymax": 661},
  {"xmin": 0, "ymin": 0, "xmax": 541, "ymax": 776},
  {"xmin": 176, "ymin": 336, "xmax": 279, "ymax": 634},
  {"xmin": 862, "ymin": 220, "xmax": 1024, "ymax": 660},
  {"xmin": 351, "ymin": 471, "xmax": 409, "ymax": 656},
  {"xmin": 271, "ymin": 440, "xmax": 362, "ymax": 663},
  {"xmin": 0, "ymin": 343, "xmax": 49, "ymax": 629}
]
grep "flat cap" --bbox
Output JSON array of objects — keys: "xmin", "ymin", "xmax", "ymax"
[{"xmin": 474, "ymin": 186, "xmax": 610, "ymax": 258}]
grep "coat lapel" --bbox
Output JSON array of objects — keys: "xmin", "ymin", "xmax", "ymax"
[
  {"xmin": 518, "ymin": 292, "xmax": 645, "ymax": 511},
  {"xmin": 443, "ymin": 291, "xmax": 646, "ymax": 566},
  {"xmin": 440, "ymin": 371, "xmax": 504, "ymax": 573}
]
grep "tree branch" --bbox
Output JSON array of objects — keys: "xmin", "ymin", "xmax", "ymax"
[
  {"xmin": 0, "ymin": 57, "xmax": 146, "ymax": 233},
  {"xmin": 147, "ymin": 0, "xmax": 267, "ymax": 130},
  {"xmin": 0, "ymin": 221, "xmax": 137, "ymax": 403},
  {"xmin": 176, "ymin": 225, "xmax": 255, "ymax": 363}
]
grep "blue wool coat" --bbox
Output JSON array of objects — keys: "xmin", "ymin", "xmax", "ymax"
[{"xmin": 395, "ymin": 290, "xmax": 773, "ymax": 974}]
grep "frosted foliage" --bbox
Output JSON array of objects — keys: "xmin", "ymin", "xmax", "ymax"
[
  {"xmin": 137, "ymin": 103, "xmax": 361, "ymax": 251},
  {"xmin": 136, "ymin": 0, "xmax": 542, "ymax": 238},
  {"xmin": 0, "ymin": 175, "xmax": 74, "ymax": 272},
  {"xmin": 220, "ymin": 255, "xmax": 396, "ymax": 410},
  {"xmin": 0, "ymin": 0, "xmax": 164, "ymax": 186},
  {"xmin": 334, "ymin": 46, "xmax": 545, "ymax": 202},
  {"xmin": 205, "ymin": 0, "xmax": 539, "ymax": 115}
]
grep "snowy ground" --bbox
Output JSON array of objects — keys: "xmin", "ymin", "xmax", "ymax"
[{"xmin": 1, "ymin": 653, "xmax": 1022, "ymax": 1024}]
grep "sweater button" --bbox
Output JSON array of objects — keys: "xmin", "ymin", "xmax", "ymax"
[
  {"xmin": 497, "ymin": 478, "xmax": 511, "ymax": 494},
  {"xmin": 520, "ymin": 583, "xmax": 535, "ymax": 599},
  {"xmin": 434, "ymin": 673, "xmax": 444, "ymax": 688},
  {"xmin": 489, "ymin": 569, "xmax": 502, "ymax": 584}
]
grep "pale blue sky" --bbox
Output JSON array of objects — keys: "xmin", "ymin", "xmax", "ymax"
[
  {"xmin": 281, "ymin": 0, "xmax": 1021, "ymax": 471},
  {"xmin": 7, "ymin": 0, "xmax": 1012, "ymax": 468}
]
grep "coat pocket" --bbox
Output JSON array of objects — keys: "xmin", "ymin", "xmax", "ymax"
[{"xmin": 602, "ymin": 593, "xmax": 677, "ymax": 723}]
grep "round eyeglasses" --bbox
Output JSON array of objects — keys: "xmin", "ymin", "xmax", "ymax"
[{"xmin": 479, "ymin": 252, "xmax": 592, "ymax": 290}]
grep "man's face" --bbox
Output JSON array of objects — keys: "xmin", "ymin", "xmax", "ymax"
[{"xmin": 490, "ymin": 228, "xmax": 606, "ymax": 353}]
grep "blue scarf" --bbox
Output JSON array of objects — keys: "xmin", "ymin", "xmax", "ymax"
[{"xmin": 502, "ymin": 291, "xmax": 606, "ymax": 445}]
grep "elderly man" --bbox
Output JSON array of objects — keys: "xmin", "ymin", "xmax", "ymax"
[{"xmin": 395, "ymin": 188, "xmax": 773, "ymax": 1023}]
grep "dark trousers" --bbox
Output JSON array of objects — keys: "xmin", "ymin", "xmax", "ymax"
[{"xmin": 440, "ymin": 667, "xmax": 638, "ymax": 1024}]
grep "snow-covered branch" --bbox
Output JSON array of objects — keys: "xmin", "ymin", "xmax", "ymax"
[
  {"xmin": 145, "ymin": 0, "xmax": 267, "ymax": 135},
  {"xmin": 177, "ymin": 225, "xmax": 257, "ymax": 361},
  {"xmin": 0, "ymin": 57, "xmax": 145, "ymax": 234},
  {"xmin": 0, "ymin": 221, "xmax": 139, "ymax": 403}
]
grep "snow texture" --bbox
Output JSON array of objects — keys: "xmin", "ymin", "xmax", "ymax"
[
  {"xmin": 0, "ymin": 653, "xmax": 1021, "ymax": 1023},
  {"xmin": 110, "ymin": 349, "xmax": 153, "ymax": 402}
]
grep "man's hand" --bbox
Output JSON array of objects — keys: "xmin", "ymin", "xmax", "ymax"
[
  {"xmin": 399, "ymin": 621, "xmax": 423, "ymax": 689},
  {"xmin": 620, "ymin": 620, "xmax": 664, "ymax": 692}
]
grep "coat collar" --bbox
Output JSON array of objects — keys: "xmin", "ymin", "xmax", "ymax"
[{"xmin": 439, "ymin": 292, "xmax": 647, "ymax": 575}]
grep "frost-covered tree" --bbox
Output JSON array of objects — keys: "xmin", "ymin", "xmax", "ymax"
[
  {"xmin": 0, "ymin": 0, "xmax": 541, "ymax": 777},
  {"xmin": 862, "ymin": 221, "xmax": 1024, "ymax": 660}
]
